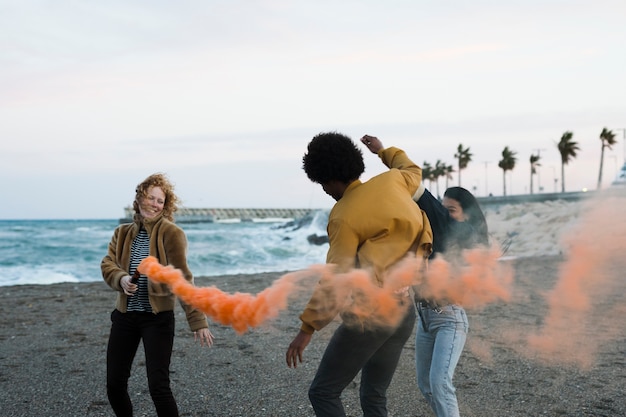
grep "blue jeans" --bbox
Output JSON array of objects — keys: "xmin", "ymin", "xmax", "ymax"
[
  {"xmin": 415, "ymin": 304, "xmax": 468, "ymax": 417},
  {"xmin": 106, "ymin": 310, "xmax": 178, "ymax": 417},
  {"xmin": 309, "ymin": 306, "xmax": 416, "ymax": 417}
]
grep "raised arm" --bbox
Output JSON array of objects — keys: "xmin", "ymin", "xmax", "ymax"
[{"xmin": 360, "ymin": 134, "xmax": 422, "ymax": 194}]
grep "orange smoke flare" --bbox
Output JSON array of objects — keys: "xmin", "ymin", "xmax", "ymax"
[{"xmin": 138, "ymin": 256, "xmax": 320, "ymax": 334}]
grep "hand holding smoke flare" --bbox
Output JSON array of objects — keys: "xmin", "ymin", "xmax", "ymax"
[{"xmin": 130, "ymin": 270, "xmax": 140, "ymax": 284}]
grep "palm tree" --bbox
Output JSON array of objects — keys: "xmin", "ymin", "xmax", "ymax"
[
  {"xmin": 444, "ymin": 164, "xmax": 455, "ymax": 189},
  {"xmin": 529, "ymin": 153, "xmax": 541, "ymax": 194},
  {"xmin": 597, "ymin": 127, "xmax": 617, "ymax": 189},
  {"xmin": 498, "ymin": 146, "xmax": 517, "ymax": 196},
  {"xmin": 556, "ymin": 131, "xmax": 580, "ymax": 192},
  {"xmin": 421, "ymin": 161, "xmax": 435, "ymax": 189},
  {"xmin": 433, "ymin": 159, "xmax": 447, "ymax": 197},
  {"xmin": 454, "ymin": 144, "xmax": 472, "ymax": 186}
]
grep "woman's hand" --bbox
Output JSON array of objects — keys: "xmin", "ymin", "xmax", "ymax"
[
  {"xmin": 194, "ymin": 328, "xmax": 214, "ymax": 347},
  {"xmin": 120, "ymin": 275, "xmax": 137, "ymax": 296}
]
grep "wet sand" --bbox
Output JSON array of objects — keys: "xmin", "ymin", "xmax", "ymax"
[{"xmin": 1, "ymin": 255, "xmax": 624, "ymax": 417}]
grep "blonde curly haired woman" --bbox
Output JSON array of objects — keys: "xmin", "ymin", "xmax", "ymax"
[{"xmin": 102, "ymin": 173, "xmax": 213, "ymax": 417}]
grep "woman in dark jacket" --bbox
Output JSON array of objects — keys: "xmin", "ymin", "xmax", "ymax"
[{"xmin": 413, "ymin": 185, "xmax": 488, "ymax": 417}]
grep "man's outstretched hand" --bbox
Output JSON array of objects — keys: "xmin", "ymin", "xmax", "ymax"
[{"xmin": 286, "ymin": 330, "xmax": 312, "ymax": 368}]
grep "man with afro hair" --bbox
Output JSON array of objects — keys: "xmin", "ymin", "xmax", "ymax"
[{"xmin": 286, "ymin": 132, "xmax": 432, "ymax": 416}]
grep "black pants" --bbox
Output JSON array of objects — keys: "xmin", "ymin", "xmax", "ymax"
[
  {"xmin": 308, "ymin": 306, "xmax": 416, "ymax": 417},
  {"xmin": 106, "ymin": 309, "xmax": 178, "ymax": 417}
]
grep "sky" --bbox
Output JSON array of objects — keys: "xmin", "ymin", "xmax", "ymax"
[{"xmin": 1, "ymin": 0, "xmax": 625, "ymax": 219}]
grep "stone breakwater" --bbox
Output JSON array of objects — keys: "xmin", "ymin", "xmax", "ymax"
[{"xmin": 119, "ymin": 189, "xmax": 621, "ymax": 224}]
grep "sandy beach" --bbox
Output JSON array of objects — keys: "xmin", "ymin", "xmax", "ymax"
[
  {"xmin": 2, "ymin": 193, "xmax": 625, "ymax": 416},
  {"xmin": 1, "ymin": 253, "xmax": 624, "ymax": 417}
]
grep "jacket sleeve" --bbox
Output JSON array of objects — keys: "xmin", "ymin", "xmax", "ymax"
[
  {"xmin": 298, "ymin": 219, "xmax": 358, "ymax": 334},
  {"xmin": 163, "ymin": 225, "xmax": 209, "ymax": 332},
  {"xmin": 298, "ymin": 271, "xmax": 344, "ymax": 334},
  {"xmin": 325, "ymin": 218, "xmax": 360, "ymax": 272},
  {"xmin": 378, "ymin": 147, "xmax": 432, "ymax": 259},
  {"xmin": 415, "ymin": 189, "xmax": 451, "ymax": 256},
  {"xmin": 378, "ymin": 146, "xmax": 422, "ymax": 195},
  {"xmin": 101, "ymin": 226, "xmax": 128, "ymax": 291}
]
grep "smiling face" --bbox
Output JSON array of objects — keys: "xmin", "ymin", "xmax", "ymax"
[
  {"xmin": 442, "ymin": 196, "xmax": 467, "ymax": 222},
  {"xmin": 138, "ymin": 186, "xmax": 166, "ymax": 219}
]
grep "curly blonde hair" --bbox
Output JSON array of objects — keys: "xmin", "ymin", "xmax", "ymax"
[{"xmin": 132, "ymin": 173, "xmax": 179, "ymax": 222}]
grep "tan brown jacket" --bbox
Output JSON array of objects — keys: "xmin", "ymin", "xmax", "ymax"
[{"xmin": 101, "ymin": 214, "xmax": 208, "ymax": 332}]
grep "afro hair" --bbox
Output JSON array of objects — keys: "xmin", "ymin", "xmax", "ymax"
[{"xmin": 302, "ymin": 132, "xmax": 365, "ymax": 184}]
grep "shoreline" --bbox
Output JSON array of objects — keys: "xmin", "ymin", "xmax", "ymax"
[{"xmin": 1, "ymin": 256, "xmax": 624, "ymax": 416}]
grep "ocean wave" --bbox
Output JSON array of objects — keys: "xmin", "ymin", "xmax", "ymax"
[{"xmin": 0, "ymin": 214, "xmax": 330, "ymax": 286}]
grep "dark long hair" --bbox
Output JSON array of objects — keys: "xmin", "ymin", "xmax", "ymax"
[{"xmin": 443, "ymin": 186, "xmax": 488, "ymax": 245}]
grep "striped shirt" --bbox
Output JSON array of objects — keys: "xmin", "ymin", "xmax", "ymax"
[{"xmin": 127, "ymin": 228, "xmax": 152, "ymax": 312}]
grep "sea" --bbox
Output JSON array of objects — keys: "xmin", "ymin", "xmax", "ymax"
[{"xmin": 0, "ymin": 211, "xmax": 331, "ymax": 287}]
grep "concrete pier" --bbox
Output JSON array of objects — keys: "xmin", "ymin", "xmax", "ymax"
[{"xmin": 119, "ymin": 207, "xmax": 316, "ymax": 224}]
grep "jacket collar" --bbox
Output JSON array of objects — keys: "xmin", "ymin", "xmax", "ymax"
[
  {"xmin": 343, "ymin": 179, "xmax": 362, "ymax": 196},
  {"xmin": 135, "ymin": 213, "xmax": 165, "ymax": 234}
]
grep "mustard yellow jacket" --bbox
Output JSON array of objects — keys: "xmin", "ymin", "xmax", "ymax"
[
  {"xmin": 299, "ymin": 147, "xmax": 433, "ymax": 333},
  {"xmin": 101, "ymin": 214, "xmax": 208, "ymax": 332}
]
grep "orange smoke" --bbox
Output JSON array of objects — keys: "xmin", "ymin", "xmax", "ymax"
[
  {"xmin": 524, "ymin": 193, "xmax": 626, "ymax": 369},
  {"xmin": 317, "ymin": 263, "xmax": 420, "ymax": 330},
  {"xmin": 418, "ymin": 246, "xmax": 514, "ymax": 308},
  {"xmin": 293, "ymin": 250, "xmax": 511, "ymax": 330},
  {"xmin": 138, "ymin": 256, "xmax": 322, "ymax": 334},
  {"xmin": 139, "ymin": 246, "xmax": 513, "ymax": 334}
]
